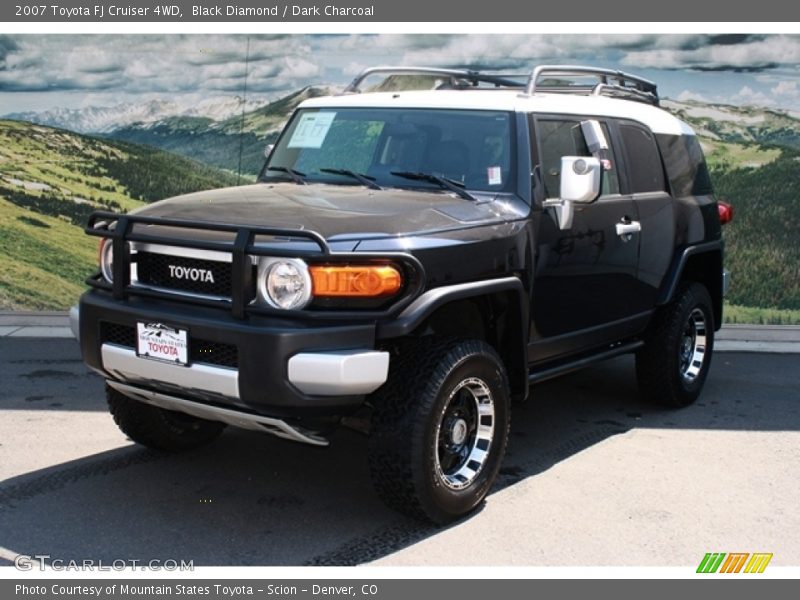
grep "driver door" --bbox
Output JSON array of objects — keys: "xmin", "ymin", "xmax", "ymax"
[{"xmin": 529, "ymin": 116, "xmax": 642, "ymax": 363}]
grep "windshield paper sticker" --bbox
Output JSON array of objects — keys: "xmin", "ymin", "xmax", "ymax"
[
  {"xmin": 288, "ymin": 112, "xmax": 337, "ymax": 148},
  {"xmin": 487, "ymin": 166, "xmax": 502, "ymax": 186}
]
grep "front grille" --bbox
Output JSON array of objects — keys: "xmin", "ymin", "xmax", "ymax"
[
  {"xmin": 135, "ymin": 252, "xmax": 256, "ymax": 301},
  {"xmin": 102, "ymin": 322, "xmax": 136, "ymax": 348},
  {"xmin": 101, "ymin": 322, "xmax": 238, "ymax": 368},
  {"xmin": 190, "ymin": 340, "xmax": 238, "ymax": 368}
]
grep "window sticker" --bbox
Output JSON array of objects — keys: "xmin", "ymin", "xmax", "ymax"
[
  {"xmin": 487, "ymin": 166, "xmax": 502, "ymax": 186},
  {"xmin": 288, "ymin": 112, "xmax": 337, "ymax": 148}
]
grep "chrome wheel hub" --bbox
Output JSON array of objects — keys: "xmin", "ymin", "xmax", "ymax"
[
  {"xmin": 449, "ymin": 418, "xmax": 469, "ymax": 445},
  {"xmin": 434, "ymin": 377, "xmax": 495, "ymax": 490},
  {"xmin": 680, "ymin": 308, "xmax": 708, "ymax": 383}
]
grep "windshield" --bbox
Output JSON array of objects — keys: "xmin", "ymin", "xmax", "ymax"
[{"xmin": 262, "ymin": 107, "xmax": 516, "ymax": 193}]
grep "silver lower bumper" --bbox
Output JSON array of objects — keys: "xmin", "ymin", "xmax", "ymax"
[
  {"xmin": 102, "ymin": 343, "xmax": 239, "ymax": 400},
  {"xmin": 100, "ymin": 343, "xmax": 390, "ymax": 399},
  {"xmin": 107, "ymin": 380, "xmax": 328, "ymax": 446},
  {"xmin": 99, "ymin": 342, "xmax": 390, "ymax": 445}
]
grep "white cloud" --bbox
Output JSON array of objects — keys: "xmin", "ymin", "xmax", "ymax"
[
  {"xmin": 734, "ymin": 85, "xmax": 773, "ymax": 106},
  {"xmin": 4, "ymin": 34, "xmax": 800, "ymax": 115},
  {"xmin": 0, "ymin": 35, "xmax": 320, "ymax": 95},
  {"xmin": 397, "ymin": 35, "xmax": 634, "ymax": 69},
  {"xmin": 772, "ymin": 80, "xmax": 799, "ymax": 97},
  {"xmin": 676, "ymin": 90, "xmax": 712, "ymax": 103},
  {"xmin": 621, "ymin": 35, "xmax": 800, "ymax": 71},
  {"xmin": 342, "ymin": 61, "xmax": 367, "ymax": 77}
]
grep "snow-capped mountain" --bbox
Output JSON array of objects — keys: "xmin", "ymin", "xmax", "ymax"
[
  {"xmin": 107, "ymin": 86, "xmax": 335, "ymax": 176},
  {"xmin": 4, "ymin": 97, "xmax": 269, "ymax": 134}
]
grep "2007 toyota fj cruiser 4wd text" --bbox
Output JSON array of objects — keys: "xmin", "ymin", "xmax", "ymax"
[{"xmin": 73, "ymin": 66, "xmax": 731, "ymax": 524}]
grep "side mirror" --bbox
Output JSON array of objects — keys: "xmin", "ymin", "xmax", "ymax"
[
  {"xmin": 560, "ymin": 157, "xmax": 601, "ymax": 203},
  {"xmin": 543, "ymin": 156, "xmax": 602, "ymax": 230},
  {"xmin": 264, "ymin": 144, "xmax": 275, "ymax": 158}
]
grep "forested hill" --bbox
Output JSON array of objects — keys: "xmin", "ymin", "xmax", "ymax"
[{"xmin": 708, "ymin": 149, "xmax": 800, "ymax": 313}]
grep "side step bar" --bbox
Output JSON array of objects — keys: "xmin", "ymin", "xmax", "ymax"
[
  {"xmin": 106, "ymin": 380, "xmax": 329, "ymax": 447},
  {"xmin": 528, "ymin": 341, "xmax": 644, "ymax": 384}
]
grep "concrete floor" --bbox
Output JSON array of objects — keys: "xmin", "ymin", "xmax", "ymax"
[{"xmin": 1, "ymin": 338, "xmax": 798, "ymax": 567}]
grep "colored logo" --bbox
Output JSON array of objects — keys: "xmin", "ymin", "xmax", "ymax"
[{"xmin": 697, "ymin": 552, "xmax": 773, "ymax": 573}]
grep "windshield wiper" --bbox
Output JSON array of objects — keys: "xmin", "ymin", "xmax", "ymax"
[
  {"xmin": 265, "ymin": 165, "xmax": 306, "ymax": 185},
  {"xmin": 320, "ymin": 168, "xmax": 382, "ymax": 191},
  {"xmin": 390, "ymin": 171, "xmax": 476, "ymax": 201}
]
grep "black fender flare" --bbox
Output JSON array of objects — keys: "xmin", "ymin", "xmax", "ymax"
[
  {"xmin": 657, "ymin": 240, "xmax": 724, "ymax": 329},
  {"xmin": 657, "ymin": 240, "xmax": 722, "ymax": 305},
  {"xmin": 377, "ymin": 277, "xmax": 529, "ymax": 400}
]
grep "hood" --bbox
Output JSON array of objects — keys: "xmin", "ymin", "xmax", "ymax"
[{"xmin": 132, "ymin": 182, "xmax": 523, "ymax": 243}]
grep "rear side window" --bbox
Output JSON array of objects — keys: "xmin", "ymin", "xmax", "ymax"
[{"xmin": 619, "ymin": 124, "xmax": 665, "ymax": 193}]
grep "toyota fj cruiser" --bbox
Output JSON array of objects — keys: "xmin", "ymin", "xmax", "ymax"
[{"xmin": 73, "ymin": 66, "xmax": 731, "ymax": 524}]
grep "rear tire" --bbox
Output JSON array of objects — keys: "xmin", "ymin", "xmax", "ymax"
[
  {"xmin": 636, "ymin": 282, "xmax": 715, "ymax": 407},
  {"xmin": 368, "ymin": 338, "xmax": 510, "ymax": 525},
  {"xmin": 106, "ymin": 384, "xmax": 225, "ymax": 452}
]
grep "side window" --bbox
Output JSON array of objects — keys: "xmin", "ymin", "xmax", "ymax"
[
  {"xmin": 536, "ymin": 119, "xmax": 620, "ymax": 198},
  {"xmin": 619, "ymin": 124, "xmax": 666, "ymax": 193}
]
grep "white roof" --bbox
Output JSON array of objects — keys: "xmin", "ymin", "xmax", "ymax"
[{"xmin": 300, "ymin": 89, "xmax": 695, "ymax": 136}]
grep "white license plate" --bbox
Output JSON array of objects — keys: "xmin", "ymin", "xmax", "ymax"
[{"xmin": 136, "ymin": 322, "xmax": 188, "ymax": 366}]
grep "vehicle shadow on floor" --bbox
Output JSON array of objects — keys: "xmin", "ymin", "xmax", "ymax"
[{"xmin": 1, "ymin": 353, "xmax": 798, "ymax": 565}]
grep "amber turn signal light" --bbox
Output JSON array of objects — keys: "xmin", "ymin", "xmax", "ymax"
[{"xmin": 309, "ymin": 265, "xmax": 402, "ymax": 298}]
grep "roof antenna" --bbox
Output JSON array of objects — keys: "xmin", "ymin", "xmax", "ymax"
[{"xmin": 236, "ymin": 36, "xmax": 250, "ymax": 186}]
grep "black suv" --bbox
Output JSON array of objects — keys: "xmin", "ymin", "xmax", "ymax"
[{"xmin": 74, "ymin": 66, "xmax": 730, "ymax": 524}]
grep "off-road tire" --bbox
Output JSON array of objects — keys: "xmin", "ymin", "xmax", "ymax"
[
  {"xmin": 636, "ymin": 282, "xmax": 715, "ymax": 407},
  {"xmin": 106, "ymin": 384, "xmax": 225, "ymax": 452},
  {"xmin": 368, "ymin": 338, "xmax": 510, "ymax": 525}
]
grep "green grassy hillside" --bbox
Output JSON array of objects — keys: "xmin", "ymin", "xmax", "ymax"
[{"xmin": 0, "ymin": 120, "xmax": 239, "ymax": 310}]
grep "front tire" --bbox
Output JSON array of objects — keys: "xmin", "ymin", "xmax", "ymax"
[
  {"xmin": 368, "ymin": 338, "xmax": 510, "ymax": 525},
  {"xmin": 106, "ymin": 384, "xmax": 225, "ymax": 452},
  {"xmin": 636, "ymin": 282, "xmax": 715, "ymax": 407}
]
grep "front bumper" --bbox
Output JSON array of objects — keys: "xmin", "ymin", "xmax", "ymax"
[
  {"xmin": 78, "ymin": 290, "xmax": 389, "ymax": 418},
  {"xmin": 69, "ymin": 305, "xmax": 80, "ymax": 341}
]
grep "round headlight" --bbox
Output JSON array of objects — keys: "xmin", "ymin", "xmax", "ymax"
[
  {"xmin": 99, "ymin": 239, "xmax": 114, "ymax": 283},
  {"xmin": 262, "ymin": 259, "xmax": 311, "ymax": 310}
]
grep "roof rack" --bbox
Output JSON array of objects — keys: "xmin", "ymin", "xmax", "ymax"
[
  {"xmin": 341, "ymin": 65, "xmax": 660, "ymax": 106},
  {"xmin": 526, "ymin": 65, "xmax": 659, "ymax": 105},
  {"xmin": 342, "ymin": 66, "xmax": 526, "ymax": 94}
]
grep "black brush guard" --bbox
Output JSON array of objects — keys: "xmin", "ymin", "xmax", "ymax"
[{"xmin": 85, "ymin": 211, "xmax": 425, "ymax": 321}]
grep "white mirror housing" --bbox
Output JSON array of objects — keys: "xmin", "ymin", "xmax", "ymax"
[
  {"xmin": 543, "ymin": 156, "xmax": 602, "ymax": 230},
  {"xmin": 559, "ymin": 156, "xmax": 602, "ymax": 203}
]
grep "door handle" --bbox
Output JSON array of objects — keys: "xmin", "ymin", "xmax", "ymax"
[{"xmin": 616, "ymin": 220, "xmax": 641, "ymax": 238}]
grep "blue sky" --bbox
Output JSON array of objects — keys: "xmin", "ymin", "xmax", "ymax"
[{"xmin": 1, "ymin": 34, "xmax": 799, "ymax": 113}]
